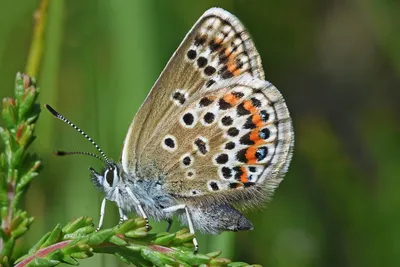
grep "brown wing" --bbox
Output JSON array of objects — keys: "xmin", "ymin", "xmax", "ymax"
[
  {"xmin": 122, "ymin": 8, "xmax": 265, "ymax": 174},
  {"xmin": 137, "ymin": 75, "xmax": 293, "ymax": 208}
]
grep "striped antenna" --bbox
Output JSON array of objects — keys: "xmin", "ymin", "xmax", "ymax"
[
  {"xmin": 45, "ymin": 104, "xmax": 111, "ymax": 164},
  {"xmin": 54, "ymin": 150, "xmax": 107, "ymax": 164}
]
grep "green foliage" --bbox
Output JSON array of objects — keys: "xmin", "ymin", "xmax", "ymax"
[
  {"xmin": 0, "ymin": 73, "xmax": 41, "ymax": 266},
  {"xmin": 14, "ymin": 216, "xmax": 258, "ymax": 267}
]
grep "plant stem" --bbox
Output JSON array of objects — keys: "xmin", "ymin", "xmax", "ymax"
[
  {"xmin": 15, "ymin": 241, "xmax": 72, "ymax": 267},
  {"xmin": 25, "ymin": 0, "xmax": 49, "ymax": 78}
]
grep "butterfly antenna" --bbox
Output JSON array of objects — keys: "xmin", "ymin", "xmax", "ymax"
[
  {"xmin": 54, "ymin": 150, "xmax": 107, "ymax": 164},
  {"xmin": 45, "ymin": 104, "xmax": 111, "ymax": 164}
]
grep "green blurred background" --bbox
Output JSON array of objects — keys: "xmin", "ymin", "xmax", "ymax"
[{"xmin": 1, "ymin": 0, "xmax": 400, "ymax": 266}]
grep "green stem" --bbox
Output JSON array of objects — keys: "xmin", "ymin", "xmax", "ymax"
[
  {"xmin": 0, "ymin": 73, "xmax": 41, "ymax": 266},
  {"xmin": 25, "ymin": 0, "xmax": 49, "ymax": 78}
]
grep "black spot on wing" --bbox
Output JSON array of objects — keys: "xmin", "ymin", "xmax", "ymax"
[
  {"xmin": 206, "ymin": 79, "xmax": 216, "ymax": 88},
  {"xmin": 224, "ymin": 141, "xmax": 235, "ymax": 150},
  {"xmin": 243, "ymin": 116, "xmax": 256, "ymax": 129},
  {"xmin": 260, "ymin": 110, "xmax": 270, "ymax": 122},
  {"xmin": 236, "ymin": 149, "xmax": 247, "ymax": 163},
  {"xmin": 256, "ymin": 147, "xmax": 268, "ymax": 161},
  {"xmin": 194, "ymin": 138, "xmax": 208, "ymax": 155},
  {"xmin": 215, "ymin": 154, "xmax": 229, "ymax": 164},
  {"xmin": 209, "ymin": 39, "xmax": 222, "ymax": 52},
  {"xmin": 259, "ymin": 128, "xmax": 270, "ymax": 139},
  {"xmin": 187, "ymin": 49, "xmax": 197, "ymax": 60},
  {"xmin": 221, "ymin": 116, "xmax": 233, "ymax": 126},
  {"xmin": 204, "ymin": 66, "xmax": 216, "ymax": 76},
  {"xmin": 204, "ymin": 112, "xmax": 215, "ymax": 124},
  {"xmin": 182, "ymin": 113, "xmax": 194, "ymax": 126},
  {"xmin": 237, "ymin": 103, "xmax": 251, "ymax": 116},
  {"xmin": 221, "ymin": 167, "xmax": 232, "ymax": 179},
  {"xmin": 182, "ymin": 156, "xmax": 191, "ymax": 166},
  {"xmin": 239, "ymin": 132, "xmax": 254, "ymax": 145},
  {"xmin": 197, "ymin": 57, "xmax": 208, "ymax": 68},
  {"xmin": 194, "ymin": 35, "xmax": 207, "ymax": 46},
  {"xmin": 210, "ymin": 182, "xmax": 219, "ymax": 191},
  {"xmin": 227, "ymin": 127, "xmax": 239, "ymax": 137},
  {"xmin": 172, "ymin": 92, "xmax": 186, "ymax": 105},
  {"xmin": 199, "ymin": 97, "xmax": 213, "ymax": 107},
  {"xmin": 164, "ymin": 138, "xmax": 175, "ymax": 148}
]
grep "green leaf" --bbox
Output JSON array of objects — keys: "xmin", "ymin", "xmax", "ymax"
[
  {"xmin": 40, "ymin": 224, "xmax": 62, "ymax": 248},
  {"xmin": 114, "ymin": 253, "xmax": 131, "ymax": 264},
  {"xmin": 115, "ymin": 218, "xmax": 137, "ymax": 233},
  {"xmin": 87, "ymin": 228, "xmax": 114, "ymax": 245},
  {"xmin": 11, "ymin": 226, "xmax": 28, "ymax": 239},
  {"xmin": 61, "ymin": 255, "xmax": 78, "ymax": 265},
  {"xmin": 152, "ymin": 232, "xmax": 176, "ymax": 246},
  {"xmin": 63, "ymin": 225, "xmax": 96, "ymax": 239},
  {"xmin": 171, "ymin": 251, "xmax": 211, "ymax": 265},
  {"xmin": 2, "ymin": 98, "xmax": 18, "ymax": 129},
  {"xmin": 61, "ymin": 243, "xmax": 91, "ymax": 255},
  {"xmin": 19, "ymin": 87, "xmax": 39, "ymax": 122},
  {"xmin": 16, "ymin": 171, "xmax": 39, "ymax": 191},
  {"xmin": 125, "ymin": 227, "xmax": 148, "ymax": 238},
  {"xmin": 171, "ymin": 232, "xmax": 194, "ymax": 245},
  {"xmin": 69, "ymin": 251, "xmax": 94, "ymax": 259},
  {"xmin": 206, "ymin": 250, "xmax": 222, "ymax": 258},
  {"xmin": 62, "ymin": 216, "xmax": 92, "ymax": 234},
  {"xmin": 209, "ymin": 257, "xmax": 231, "ymax": 266},
  {"xmin": 141, "ymin": 248, "xmax": 166, "ymax": 267},
  {"xmin": 14, "ymin": 72, "xmax": 24, "ymax": 103},
  {"xmin": 109, "ymin": 235, "xmax": 128, "ymax": 246},
  {"xmin": 26, "ymin": 258, "xmax": 60, "ymax": 267},
  {"xmin": 27, "ymin": 232, "xmax": 51, "ymax": 255}
]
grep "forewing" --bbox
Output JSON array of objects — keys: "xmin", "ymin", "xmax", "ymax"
[
  {"xmin": 140, "ymin": 75, "xmax": 293, "ymax": 200},
  {"xmin": 122, "ymin": 8, "xmax": 264, "ymax": 173}
]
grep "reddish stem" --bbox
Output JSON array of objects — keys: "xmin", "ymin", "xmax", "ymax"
[{"xmin": 15, "ymin": 240, "xmax": 72, "ymax": 267}]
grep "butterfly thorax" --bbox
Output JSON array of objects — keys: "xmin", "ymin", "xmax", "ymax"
[{"xmin": 91, "ymin": 162, "xmax": 176, "ymax": 222}]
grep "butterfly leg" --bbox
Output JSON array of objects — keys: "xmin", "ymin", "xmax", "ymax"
[
  {"xmin": 96, "ymin": 198, "xmax": 107, "ymax": 231},
  {"xmin": 118, "ymin": 207, "xmax": 128, "ymax": 225},
  {"xmin": 163, "ymin": 204, "xmax": 199, "ymax": 253},
  {"xmin": 124, "ymin": 186, "xmax": 150, "ymax": 231},
  {"xmin": 165, "ymin": 218, "xmax": 173, "ymax": 232}
]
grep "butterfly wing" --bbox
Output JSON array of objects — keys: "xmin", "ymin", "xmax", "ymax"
[
  {"xmin": 122, "ymin": 8, "xmax": 293, "ymax": 207},
  {"xmin": 122, "ymin": 8, "xmax": 265, "ymax": 172},
  {"xmin": 137, "ymin": 75, "xmax": 293, "ymax": 205}
]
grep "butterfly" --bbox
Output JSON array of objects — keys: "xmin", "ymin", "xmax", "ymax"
[{"xmin": 45, "ymin": 7, "xmax": 294, "ymax": 253}]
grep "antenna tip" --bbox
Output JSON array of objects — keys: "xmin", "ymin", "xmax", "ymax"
[
  {"xmin": 53, "ymin": 150, "xmax": 66, "ymax": 156},
  {"xmin": 44, "ymin": 104, "xmax": 59, "ymax": 117}
]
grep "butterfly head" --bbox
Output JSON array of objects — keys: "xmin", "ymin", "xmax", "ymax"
[{"xmin": 90, "ymin": 163, "xmax": 121, "ymax": 191}]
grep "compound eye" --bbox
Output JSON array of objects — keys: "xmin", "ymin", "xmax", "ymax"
[{"xmin": 105, "ymin": 168, "xmax": 114, "ymax": 187}]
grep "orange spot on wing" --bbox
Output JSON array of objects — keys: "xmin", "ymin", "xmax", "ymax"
[
  {"xmin": 243, "ymin": 100, "xmax": 257, "ymax": 114},
  {"xmin": 245, "ymin": 146, "xmax": 257, "ymax": 164},
  {"xmin": 223, "ymin": 93, "xmax": 238, "ymax": 105},
  {"xmin": 233, "ymin": 69, "xmax": 242, "ymax": 76},
  {"xmin": 225, "ymin": 50, "xmax": 241, "ymax": 76},
  {"xmin": 215, "ymin": 38, "xmax": 223, "ymax": 44},
  {"xmin": 223, "ymin": 92, "xmax": 243, "ymax": 105},
  {"xmin": 240, "ymin": 167, "xmax": 249, "ymax": 183},
  {"xmin": 252, "ymin": 113, "xmax": 263, "ymax": 127},
  {"xmin": 249, "ymin": 129, "xmax": 265, "ymax": 145},
  {"xmin": 227, "ymin": 61, "xmax": 237, "ymax": 73},
  {"xmin": 249, "ymin": 130, "xmax": 259, "ymax": 142}
]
